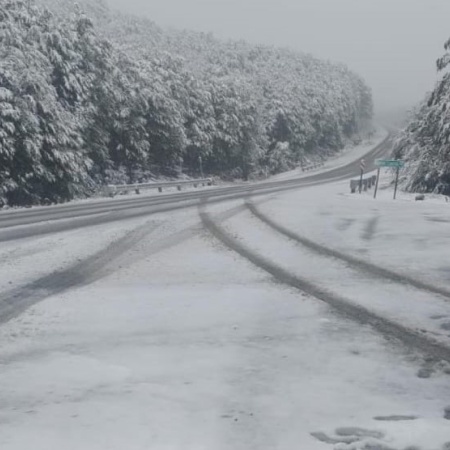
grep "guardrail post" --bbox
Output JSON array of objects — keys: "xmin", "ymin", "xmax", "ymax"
[
  {"xmin": 177, "ymin": 185, "xmax": 181, "ymax": 191},
  {"xmin": 158, "ymin": 187, "xmax": 162, "ymax": 193}
]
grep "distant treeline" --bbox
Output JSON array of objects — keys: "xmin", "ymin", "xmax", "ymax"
[{"xmin": 0, "ymin": 0, "xmax": 373, "ymax": 206}]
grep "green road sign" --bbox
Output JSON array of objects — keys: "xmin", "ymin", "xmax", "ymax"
[{"xmin": 375, "ymin": 159, "xmax": 405, "ymax": 168}]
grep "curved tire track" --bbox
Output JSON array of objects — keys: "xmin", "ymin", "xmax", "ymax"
[
  {"xmin": 246, "ymin": 201, "xmax": 450, "ymax": 302},
  {"xmin": 0, "ymin": 203, "xmax": 249, "ymax": 325},
  {"xmin": 0, "ymin": 221, "xmax": 158, "ymax": 324},
  {"xmin": 199, "ymin": 204, "xmax": 450, "ymax": 363}
]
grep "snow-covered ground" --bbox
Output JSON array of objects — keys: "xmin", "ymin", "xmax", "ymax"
[
  {"xmin": 0, "ymin": 172, "xmax": 449, "ymax": 449},
  {"xmin": 256, "ymin": 172, "xmax": 450, "ymax": 294},
  {"xmin": 0, "ymin": 214, "xmax": 156, "ymax": 293}
]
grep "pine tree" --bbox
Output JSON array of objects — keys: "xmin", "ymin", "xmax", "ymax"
[
  {"xmin": 0, "ymin": 0, "xmax": 374, "ymax": 206},
  {"xmin": 393, "ymin": 36, "xmax": 450, "ymax": 195}
]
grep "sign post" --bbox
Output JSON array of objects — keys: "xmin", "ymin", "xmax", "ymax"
[
  {"xmin": 394, "ymin": 166, "xmax": 400, "ymax": 200},
  {"xmin": 374, "ymin": 159, "xmax": 405, "ymax": 200},
  {"xmin": 373, "ymin": 168, "xmax": 381, "ymax": 199},
  {"xmin": 359, "ymin": 159, "xmax": 366, "ymax": 194}
]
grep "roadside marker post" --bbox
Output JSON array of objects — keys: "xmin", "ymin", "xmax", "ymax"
[
  {"xmin": 359, "ymin": 159, "xmax": 366, "ymax": 194},
  {"xmin": 394, "ymin": 166, "xmax": 400, "ymax": 200},
  {"xmin": 374, "ymin": 168, "xmax": 381, "ymax": 199},
  {"xmin": 374, "ymin": 159, "xmax": 405, "ymax": 200}
]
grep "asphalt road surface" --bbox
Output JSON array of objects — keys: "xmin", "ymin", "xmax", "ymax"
[{"xmin": 0, "ymin": 134, "xmax": 393, "ymax": 242}]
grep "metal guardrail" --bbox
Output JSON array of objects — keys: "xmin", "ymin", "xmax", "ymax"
[
  {"xmin": 105, "ymin": 178, "xmax": 213, "ymax": 197},
  {"xmin": 350, "ymin": 175, "xmax": 377, "ymax": 193},
  {"xmin": 301, "ymin": 162, "xmax": 324, "ymax": 172}
]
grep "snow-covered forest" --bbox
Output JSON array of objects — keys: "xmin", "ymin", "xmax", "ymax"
[
  {"xmin": 393, "ymin": 37, "xmax": 450, "ymax": 195},
  {"xmin": 0, "ymin": 0, "xmax": 373, "ymax": 206}
]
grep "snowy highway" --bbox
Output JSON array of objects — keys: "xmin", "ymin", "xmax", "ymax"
[
  {"xmin": 0, "ymin": 133, "xmax": 393, "ymax": 243},
  {"xmin": 3, "ymin": 0, "xmax": 450, "ymax": 448},
  {"xmin": 1, "ymin": 133, "xmax": 450, "ymax": 449}
]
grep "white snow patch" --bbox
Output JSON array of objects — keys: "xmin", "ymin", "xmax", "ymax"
[{"xmin": 0, "ymin": 204, "xmax": 449, "ymax": 449}]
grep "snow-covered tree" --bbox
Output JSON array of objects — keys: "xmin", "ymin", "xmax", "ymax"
[
  {"xmin": 393, "ymin": 37, "xmax": 450, "ymax": 195},
  {"xmin": 1, "ymin": 0, "xmax": 373, "ymax": 206}
]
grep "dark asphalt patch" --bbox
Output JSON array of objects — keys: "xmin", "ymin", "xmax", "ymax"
[{"xmin": 374, "ymin": 415, "xmax": 418, "ymax": 422}]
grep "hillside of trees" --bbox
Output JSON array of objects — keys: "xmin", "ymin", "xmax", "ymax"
[
  {"xmin": 393, "ymin": 38, "xmax": 450, "ymax": 195},
  {"xmin": 0, "ymin": 0, "xmax": 373, "ymax": 207}
]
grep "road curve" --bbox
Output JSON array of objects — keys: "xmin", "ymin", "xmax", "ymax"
[{"xmin": 0, "ymin": 134, "xmax": 394, "ymax": 242}]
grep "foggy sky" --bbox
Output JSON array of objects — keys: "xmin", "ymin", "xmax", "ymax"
[{"xmin": 106, "ymin": 0, "xmax": 450, "ymax": 114}]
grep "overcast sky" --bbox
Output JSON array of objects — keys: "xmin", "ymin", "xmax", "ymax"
[{"xmin": 105, "ymin": 0, "xmax": 450, "ymax": 114}]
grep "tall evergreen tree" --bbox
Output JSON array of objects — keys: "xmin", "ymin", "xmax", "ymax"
[
  {"xmin": 0, "ymin": 0, "xmax": 374, "ymax": 206},
  {"xmin": 393, "ymin": 36, "xmax": 450, "ymax": 195}
]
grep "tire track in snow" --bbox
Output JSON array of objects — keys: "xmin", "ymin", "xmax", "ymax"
[
  {"xmin": 0, "ymin": 203, "xmax": 248, "ymax": 325},
  {"xmin": 199, "ymin": 203, "xmax": 450, "ymax": 363},
  {"xmin": 0, "ymin": 220, "xmax": 159, "ymax": 325},
  {"xmin": 246, "ymin": 200, "xmax": 450, "ymax": 302},
  {"xmin": 361, "ymin": 216, "xmax": 380, "ymax": 241}
]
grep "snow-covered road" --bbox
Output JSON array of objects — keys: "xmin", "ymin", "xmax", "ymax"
[
  {"xmin": 0, "ymin": 130, "xmax": 392, "ymax": 242},
  {"xmin": 1, "ymin": 164, "xmax": 450, "ymax": 449}
]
